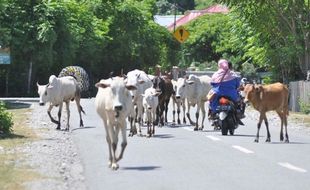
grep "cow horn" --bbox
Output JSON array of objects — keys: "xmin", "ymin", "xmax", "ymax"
[{"xmin": 109, "ymin": 71, "xmax": 114, "ymax": 79}]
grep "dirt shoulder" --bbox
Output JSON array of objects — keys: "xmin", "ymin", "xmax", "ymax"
[{"xmin": 0, "ymin": 101, "xmax": 86, "ymax": 190}]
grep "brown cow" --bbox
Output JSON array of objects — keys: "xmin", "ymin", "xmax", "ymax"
[{"xmin": 243, "ymin": 82, "xmax": 289, "ymax": 143}]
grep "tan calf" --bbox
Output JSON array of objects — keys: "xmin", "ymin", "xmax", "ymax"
[{"xmin": 243, "ymin": 82, "xmax": 289, "ymax": 143}]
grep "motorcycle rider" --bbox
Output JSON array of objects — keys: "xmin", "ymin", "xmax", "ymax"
[{"xmin": 208, "ymin": 59, "xmax": 244, "ymax": 125}]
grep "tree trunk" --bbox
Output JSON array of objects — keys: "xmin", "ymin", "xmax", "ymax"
[{"xmin": 27, "ymin": 61, "xmax": 32, "ymax": 94}]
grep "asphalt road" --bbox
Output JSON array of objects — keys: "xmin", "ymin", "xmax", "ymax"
[{"xmin": 69, "ymin": 98, "xmax": 310, "ymax": 190}]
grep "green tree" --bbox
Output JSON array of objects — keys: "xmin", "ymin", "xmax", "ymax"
[{"xmin": 216, "ymin": 0, "xmax": 310, "ymax": 81}]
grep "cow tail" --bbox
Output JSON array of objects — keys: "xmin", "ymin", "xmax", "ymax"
[{"xmin": 285, "ymin": 88, "xmax": 289, "ymax": 116}]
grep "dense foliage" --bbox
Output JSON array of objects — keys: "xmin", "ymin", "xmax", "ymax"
[
  {"xmin": 0, "ymin": 0, "xmax": 309, "ymax": 97},
  {"xmin": 215, "ymin": 0, "xmax": 310, "ymax": 82},
  {"xmin": 0, "ymin": 101, "xmax": 13, "ymax": 134},
  {"xmin": 0, "ymin": 0, "xmax": 179, "ymax": 96}
]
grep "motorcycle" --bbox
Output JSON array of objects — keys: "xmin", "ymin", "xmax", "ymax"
[{"xmin": 212, "ymin": 96, "xmax": 241, "ymax": 135}]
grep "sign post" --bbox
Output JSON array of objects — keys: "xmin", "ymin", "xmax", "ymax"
[
  {"xmin": 0, "ymin": 47, "xmax": 10, "ymax": 65},
  {"xmin": 0, "ymin": 47, "xmax": 10, "ymax": 96}
]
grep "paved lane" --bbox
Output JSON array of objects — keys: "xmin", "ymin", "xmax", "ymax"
[{"xmin": 70, "ymin": 98, "xmax": 310, "ymax": 190}]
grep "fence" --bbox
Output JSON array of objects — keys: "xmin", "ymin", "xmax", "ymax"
[{"xmin": 289, "ymin": 80, "xmax": 310, "ymax": 112}]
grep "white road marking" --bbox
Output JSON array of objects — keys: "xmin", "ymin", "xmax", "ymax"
[
  {"xmin": 278, "ymin": 162, "xmax": 307, "ymax": 173},
  {"xmin": 206, "ymin": 135, "xmax": 222, "ymax": 141},
  {"xmin": 232, "ymin": 145, "xmax": 254, "ymax": 154}
]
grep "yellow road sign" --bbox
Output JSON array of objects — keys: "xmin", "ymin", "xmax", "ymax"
[{"xmin": 173, "ymin": 26, "xmax": 190, "ymax": 43}]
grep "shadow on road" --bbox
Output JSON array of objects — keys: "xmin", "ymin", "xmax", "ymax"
[
  {"xmin": 71, "ymin": 126, "xmax": 96, "ymax": 132},
  {"xmin": 153, "ymin": 134, "xmax": 174, "ymax": 139},
  {"xmin": 121, "ymin": 166, "xmax": 161, "ymax": 171},
  {"xmin": 270, "ymin": 141, "xmax": 309, "ymax": 145},
  {"xmin": 231, "ymin": 134, "xmax": 258, "ymax": 138}
]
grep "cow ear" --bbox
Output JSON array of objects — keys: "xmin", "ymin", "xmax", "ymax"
[
  {"xmin": 255, "ymin": 85, "xmax": 263, "ymax": 99},
  {"xmin": 187, "ymin": 80, "xmax": 194, "ymax": 85},
  {"xmin": 126, "ymin": 85, "xmax": 137, "ymax": 91},
  {"xmin": 95, "ymin": 82, "xmax": 110, "ymax": 88},
  {"xmin": 155, "ymin": 91, "xmax": 162, "ymax": 96}
]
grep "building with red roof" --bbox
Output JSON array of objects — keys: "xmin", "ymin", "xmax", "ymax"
[{"xmin": 167, "ymin": 4, "xmax": 229, "ymax": 31}]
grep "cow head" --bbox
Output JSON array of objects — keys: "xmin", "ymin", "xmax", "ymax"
[
  {"xmin": 95, "ymin": 77, "xmax": 136, "ymax": 118},
  {"xmin": 152, "ymin": 76, "xmax": 165, "ymax": 93},
  {"xmin": 243, "ymin": 84, "xmax": 264, "ymax": 104},
  {"xmin": 142, "ymin": 88, "xmax": 161, "ymax": 110},
  {"xmin": 37, "ymin": 82, "xmax": 49, "ymax": 106}
]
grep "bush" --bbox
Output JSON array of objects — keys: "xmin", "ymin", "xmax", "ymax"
[
  {"xmin": 299, "ymin": 97, "xmax": 310, "ymax": 114},
  {"xmin": 0, "ymin": 101, "xmax": 13, "ymax": 134}
]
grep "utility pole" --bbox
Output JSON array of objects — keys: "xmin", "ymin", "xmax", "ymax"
[{"xmin": 173, "ymin": 0, "xmax": 177, "ymax": 32}]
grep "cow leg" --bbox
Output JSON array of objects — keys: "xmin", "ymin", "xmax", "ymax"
[
  {"xmin": 164, "ymin": 99, "xmax": 170, "ymax": 123},
  {"xmin": 75, "ymin": 97, "xmax": 84, "ymax": 127},
  {"xmin": 194, "ymin": 110, "xmax": 199, "ymax": 131},
  {"xmin": 152, "ymin": 109, "xmax": 156, "ymax": 136},
  {"xmin": 136, "ymin": 103, "xmax": 143, "ymax": 136},
  {"xmin": 182, "ymin": 101, "xmax": 186, "ymax": 124},
  {"xmin": 283, "ymin": 113, "xmax": 289, "ymax": 143},
  {"xmin": 128, "ymin": 116, "xmax": 137, "ymax": 137},
  {"xmin": 116, "ymin": 122, "xmax": 127, "ymax": 162},
  {"xmin": 47, "ymin": 105, "xmax": 59, "ymax": 126},
  {"xmin": 276, "ymin": 110, "xmax": 284, "ymax": 141},
  {"xmin": 255, "ymin": 113, "xmax": 264, "ymax": 142},
  {"xmin": 172, "ymin": 99, "xmax": 176, "ymax": 123},
  {"xmin": 65, "ymin": 101, "xmax": 70, "ymax": 131},
  {"xmin": 56, "ymin": 103, "xmax": 63, "ymax": 130},
  {"xmin": 160, "ymin": 103, "xmax": 165, "ymax": 126},
  {"xmin": 186, "ymin": 103, "xmax": 196, "ymax": 126},
  {"xmin": 199, "ymin": 102, "xmax": 206, "ymax": 130},
  {"xmin": 107, "ymin": 123, "xmax": 118, "ymax": 170},
  {"xmin": 264, "ymin": 115, "xmax": 271, "ymax": 142},
  {"xmin": 177, "ymin": 102, "xmax": 181, "ymax": 124}
]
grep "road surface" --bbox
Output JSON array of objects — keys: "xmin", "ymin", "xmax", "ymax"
[{"xmin": 68, "ymin": 98, "xmax": 310, "ymax": 190}]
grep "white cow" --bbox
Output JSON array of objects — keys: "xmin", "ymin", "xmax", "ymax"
[
  {"xmin": 95, "ymin": 77, "xmax": 136, "ymax": 170},
  {"xmin": 125, "ymin": 69, "xmax": 153, "ymax": 136},
  {"xmin": 142, "ymin": 87, "xmax": 161, "ymax": 137},
  {"xmin": 175, "ymin": 74, "xmax": 212, "ymax": 131},
  {"xmin": 171, "ymin": 79, "xmax": 186, "ymax": 125},
  {"xmin": 37, "ymin": 75, "xmax": 85, "ymax": 131}
]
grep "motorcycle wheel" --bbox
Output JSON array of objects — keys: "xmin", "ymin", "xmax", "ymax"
[{"xmin": 221, "ymin": 119, "xmax": 228, "ymax": 135}]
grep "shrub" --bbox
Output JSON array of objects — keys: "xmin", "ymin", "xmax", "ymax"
[
  {"xmin": 0, "ymin": 101, "xmax": 13, "ymax": 134},
  {"xmin": 298, "ymin": 97, "xmax": 310, "ymax": 114}
]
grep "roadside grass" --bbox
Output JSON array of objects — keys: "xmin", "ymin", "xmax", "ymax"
[
  {"xmin": 0, "ymin": 104, "xmax": 40, "ymax": 190},
  {"xmin": 289, "ymin": 112, "xmax": 310, "ymax": 127},
  {"xmin": 246, "ymin": 106, "xmax": 310, "ymax": 127}
]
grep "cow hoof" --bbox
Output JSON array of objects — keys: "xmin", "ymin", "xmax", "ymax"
[
  {"xmin": 254, "ymin": 139, "xmax": 259, "ymax": 143},
  {"xmin": 285, "ymin": 139, "xmax": 289, "ymax": 143},
  {"xmin": 193, "ymin": 127, "xmax": 198, "ymax": 131},
  {"xmin": 56, "ymin": 127, "xmax": 61, "ymax": 130},
  {"xmin": 265, "ymin": 138, "xmax": 271, "ymax": 142},
  {"xmin": 111, "ymin": 163, "xmax": 119, "ymax": 170}
]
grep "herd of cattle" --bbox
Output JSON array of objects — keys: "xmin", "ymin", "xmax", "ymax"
[{"xmin": 36, "ymin": 67, "xmax": 290, "ymax": 170}]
